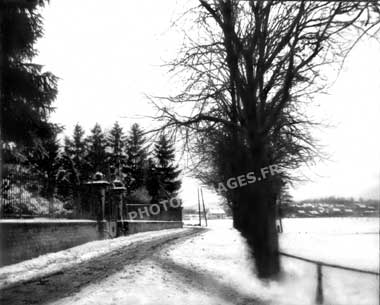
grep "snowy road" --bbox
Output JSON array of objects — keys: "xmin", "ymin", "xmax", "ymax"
[
  {"xmin": 0, "ymin": 228, "xmax": 207, "ymax": 305},
  {"xmin": 0, "ymin": 218, "xmax": 378, "ymax": 305}
]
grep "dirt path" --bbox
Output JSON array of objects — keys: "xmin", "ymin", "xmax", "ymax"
[
  {"xmin": 45, "ymin": 224, "xmax": 266, "ymax": 305},
  {"xmin": 0, "ymin": 228, "xmax": 204, "ymax": 305}
]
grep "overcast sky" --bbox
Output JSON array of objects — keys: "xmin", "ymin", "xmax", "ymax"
[{"xmin": 36, "ymin": 0, "xmax": 380, "ymax": 207}]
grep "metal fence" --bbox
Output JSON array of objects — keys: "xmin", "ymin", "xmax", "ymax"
[
  {"xmin": 1, "ymin": 167, "xmax": 41, "ymax": 218},
  {"xmin": 279, "ymin": 251, "xmax": 379, "ymax": 304},
  {"xmin": 0, "ymin": 165, "xmax": 74, "ymax": 218}
]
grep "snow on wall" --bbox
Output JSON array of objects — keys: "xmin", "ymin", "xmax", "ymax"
[
  {"xmin": 0, "ymin": 220, "xmax": 102, "ymax": 267},
  {"xmin": 0, "ymin": 219, "xmax": 183, "ymax": 267}
]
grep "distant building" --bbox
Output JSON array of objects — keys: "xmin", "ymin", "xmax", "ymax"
[{"xmin": 207, "ymin": 207, "xmax": 226, "ymax": 219}]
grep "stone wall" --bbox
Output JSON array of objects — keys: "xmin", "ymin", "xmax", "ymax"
[
  {"xmin": 125, "ymin": 220, "xmax": 183, "ymax": 234},
  {"xmin": 0, "ymin": 220, "xmax": 103, "ymax": 267},
  {"xmin": 125, "ymin": 203, "xmax": 183, "ymax": 221},
  {"xmin": 0, "ymin": 210, "xmax": 183, "ymax": 267}
]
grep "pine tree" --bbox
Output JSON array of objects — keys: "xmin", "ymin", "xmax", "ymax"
[
  {"xmin": 26, "ymin": 130, "xmax": 61, "ymax": 198},
  {"xmin": 124, "ymin": 123, "xmax": 147, "ymax": 192},
  {"xmin": 147, "ymin": 134, "xmax": 181, "ymax": 202},
  {"xmin": 86, "ymin": 123, "xmax": 108, "ymax": 177},
  {"xmin": 146, "ymin": 158, "xmax": 160, "ymax": 203},
  {"xmin": 107, "ymin": 121, "xmax": 125, "ymax": 178},
  {"xmin": 62, "ymin": 124, "xmax": 90, "ymax": 181},
  {"xmin": 64, "ymin": 124, "xmax": 86, "ymax": 164},
  {"xmin": 0, "ymin": 1, "xmax": 58, "ymax": 146}
]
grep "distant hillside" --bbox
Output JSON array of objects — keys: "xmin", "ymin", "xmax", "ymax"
[{"xmin": 282, "ymin": 197, "xmax": 379, "ymax": 218}]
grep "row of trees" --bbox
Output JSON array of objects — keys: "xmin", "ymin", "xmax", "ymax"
[
  {"xmin": 0, "ymin": 0, "xmax": 182, "ymax": 213},
  {"xmin": 29, "ymin": 122, "xmax": 182, "ymax": 208},
  {"xmin": 153, "ymin": 0, "xmax": 380, "ymax": 278}
]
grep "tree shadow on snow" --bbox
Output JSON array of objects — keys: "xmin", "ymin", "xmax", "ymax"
[{"xmin": 153, "ymin": 255, "xmax": 267, "ymax": 305}]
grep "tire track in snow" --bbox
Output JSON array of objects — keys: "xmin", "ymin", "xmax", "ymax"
[{"xmin": 0, "ymin": 228, "xmax": 205, "ymax": 305}]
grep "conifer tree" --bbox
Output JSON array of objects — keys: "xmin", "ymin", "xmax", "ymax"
[
  {"xmin": 57, "ymin": 124, "xmax": 87, "ymax": 205},
  {"xmin": 86, "ymin": 123, "xmax": 108, "ymax": 177},
  {"xmin": 107, "ymin": 121, "xmax": 125, "ymax": 178},
  {"xmin": 64, "ymin": 124, "xmax": 87, "ymax": 166},
  {"xmin": 147, "ymin": 135, "xmax": 181, "ymax": 202},
  {"xmin": 146, "ymin": 158, "xmax": 160, "ymax": 203},
  {"xmin": 0, "ymin": 1, "xmax": 58, "ymax": 146},
  {"xmin": 26, "ymin": 130, "xmax": 61, "ymax": 198},
  {"xmin": 61, "ymin": 124, "xmax": 89, "ymax": 182},
  {"xmin": 124, "ymin": 123, "xmax": 147, "ymax": 192}
]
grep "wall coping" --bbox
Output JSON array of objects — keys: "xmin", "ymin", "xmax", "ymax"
[
  {"xmin": 0, "ymin": 219, "xmax": 97, "ymax": 224},
  {"xmin": 120, "ymin": 220, "xmax": 183, "ymax": 223},
  {"xmin": 0, "ymin": 219, "xmax": 182, "ymax": 224}
]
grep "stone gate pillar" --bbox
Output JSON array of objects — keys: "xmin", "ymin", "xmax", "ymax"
[{"xmin": 110, "ymin": 179, "xmax": 126, "ymax": 236}]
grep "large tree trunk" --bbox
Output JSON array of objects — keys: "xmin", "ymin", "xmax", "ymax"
[
  {"xmin": 226, "ymin": 127, "xmax": 281, "ymax": 278},
  {"xmin": 247, "ymin": 190, "xmax": 280, "ymax": 278},
  {"xmin": 233, "ymin": 177, "xmax": 280, "ymax": 278}
]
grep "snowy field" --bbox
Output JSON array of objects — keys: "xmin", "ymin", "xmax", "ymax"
[
  {"xmin": 0, "ymin": 217, "xmax": 378, "ymax": 305},
  {"xmin": 179, "ymin": 217, "xmax": 379, "ymax": 305},
  {"xmin": 280, "ymin": 218, "xmax": 379, "ymax": 271}
]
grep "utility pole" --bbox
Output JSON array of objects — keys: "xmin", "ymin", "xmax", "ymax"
[
  {"xmin": 200, "ymin": 187, "xmax": 207, "ymax": 227},
  {"xmin": 197, "ymin": 187, "xmax": 202, "ymax": 226}
]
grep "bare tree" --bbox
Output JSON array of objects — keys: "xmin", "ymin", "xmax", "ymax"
[{"xmin": 150, "ymin": 0, "xmax": 380, "ymax": 278}]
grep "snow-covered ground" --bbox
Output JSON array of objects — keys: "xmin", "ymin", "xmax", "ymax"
[
  {"xmin": 0, "ymin": 218, "xmax": 378, "ymax": 305},
  {"xmin": 182, "ymin": 218, "xmax": 379, "ymax": 305},
  {"xmin": 0, "ymin": 228, "xmax": 197, "ymax": 289},
  {"xmin": 280, "ymin": 218, "xmax": 379, "ymax": 271}
]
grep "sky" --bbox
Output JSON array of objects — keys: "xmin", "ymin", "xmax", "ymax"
[{"xmin": 35, "ymin": 0, "xmax": 380, "ymax": 207}]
